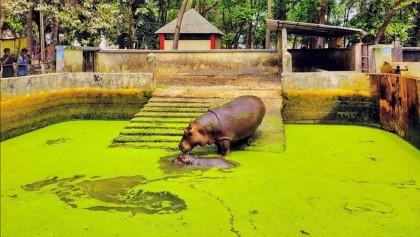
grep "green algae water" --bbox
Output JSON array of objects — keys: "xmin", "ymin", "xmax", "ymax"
[{"xmin": 1, "ymin": 121, "xmax": 420, "ymax": 237}]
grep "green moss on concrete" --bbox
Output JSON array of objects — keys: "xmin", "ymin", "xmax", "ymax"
[
  {"xmin": 134, "ymin": 111, "xmax": 203, "ymax": 118},
  {"xmin": 1, "ymin": 121, "xmax": 420, "ymax": 236},
  {"xmin": 283, "ymin": 90, "xmax": 379, "ymax": 126},
  {"xmin": 120, "ymin": 128, "xmax": 183, "ymax": 136},
  {"xmin": 0, "ymin": 89, "xmax": 150, "ymax": 141}
]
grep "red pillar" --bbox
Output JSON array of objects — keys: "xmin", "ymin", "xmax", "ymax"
[
  {"xmin": 210, "ymin": 34, "xmax": 216, "ymax": 50},
  {"xmin": 160, "ymin": 34, "xmax": 165, "ymax": 50}
]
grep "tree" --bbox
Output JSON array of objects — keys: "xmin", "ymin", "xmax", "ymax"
[
  {"xmin": 27, "ymin": 1, "xmax": 35, "ymax": 58},
  {"xmin": 173, "ymin": 0, "xmax": 188, "ymax": 50},
  {"xmin": 374, "ymin": 0, "xmax": 406, "ymax": 44},
  {"xmin": 265, "ymin": 0, "xmax": 272, "ymax": 49},
  {"xmin": 316, "ymin": 0, "xmax": 328, "ymax": 48},
  {"xmin": 135, "ymin": 5, "xmax": 160, "ymax": 49},
  {"xmin": 128, "ymin": 0, "xmax": 136, "ymax": 49},
  {"xmin": 348, "ymin": 0, "xmax": 418, "ymax": 45}
]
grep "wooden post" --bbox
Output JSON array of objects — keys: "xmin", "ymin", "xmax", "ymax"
[
  {"xmin": 146, "ymin": 53, "xmax": 156, "ymax": 87},
  {"xmin": 278, "ymin": 27, "xmax": 292, "ymax": 75},
  {"xmin": 277, "ymin": 32, "xmax": 282, "ymax": 75}
]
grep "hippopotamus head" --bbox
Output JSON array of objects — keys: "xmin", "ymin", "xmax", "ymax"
[
  {"xmin": 172, "ymin": 154, "xmax": 196, "ymax": 165},
  {"xmin": 178, "ymin": 122, "xmax": 208, "ymax": 153}
]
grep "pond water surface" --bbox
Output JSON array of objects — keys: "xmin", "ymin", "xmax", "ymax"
[{"xmin": 1, "ymin": 121, "xmax": 420, "ymax": 236}]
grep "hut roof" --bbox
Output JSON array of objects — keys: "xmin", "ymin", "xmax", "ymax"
[
  {"xmin": 267, "ymin": 20, "xmax": 365, "ymax": 37},
  {"xmin": 155, "ymin": 9, "xmax": 224, "ymax": 35}
]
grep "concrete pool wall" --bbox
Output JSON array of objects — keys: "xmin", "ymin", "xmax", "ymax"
[
  {"xmin": 95, "ymin": 49, "xmax": 279, "ymax": 78},
  {"xmin": 282, "ymin": 71, "xmax": 420, "ymax": 149},
  {"xmin": 281, "ymin": 72, "xmax": 379, "ymax": 126},
  {"xmin": 0, "ymin": 73, "xmax": 153, "ymax": 141}
]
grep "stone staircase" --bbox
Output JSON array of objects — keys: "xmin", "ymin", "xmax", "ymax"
[
  {"xmin": 111, "ymin": 86, "xmax": 285, "ymax": 153},
  {"xmin": 112, "ymin": 97, "xmax": 223, "ymax": 150}
]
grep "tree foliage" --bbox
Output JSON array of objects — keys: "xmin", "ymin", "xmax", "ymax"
[{"xmin": 2, "ymin": 0, "xmax": 419, "ymax": 48}]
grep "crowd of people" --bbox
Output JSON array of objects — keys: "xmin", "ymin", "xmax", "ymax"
[{"xmin": 0, "ymin": 48, "xmax": 31, "ymax": 78}]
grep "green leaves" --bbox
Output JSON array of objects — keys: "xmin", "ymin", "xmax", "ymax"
[{"xmin": 2, "ymin": 0, "xmax": 418, "ymax": 48}]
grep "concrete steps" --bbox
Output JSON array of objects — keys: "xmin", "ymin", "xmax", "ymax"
[
  {"xmin": 111, "ymin": 96, "xmax": 218, "ymax": 149},
  {"xmin": 111, "ymin": 85, "xmax": 285, "ymax": 153}
]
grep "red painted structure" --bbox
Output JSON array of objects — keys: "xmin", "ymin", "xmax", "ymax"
[
  {"xmin": 160, "ymin": 34, "xmax": 165, "ymax": 50},
  {"xmin": 210, "ymin": 34, "xmax": 216, "ymax": 50}
]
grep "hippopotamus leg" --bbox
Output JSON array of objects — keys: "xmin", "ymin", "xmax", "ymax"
[
  {"xmin": 215, "ymin": 143, "xmax": 223, "ymax": 154},
  {"xmin": 219, "ymin": 140, "xmax": 231, "ymax": 156}
]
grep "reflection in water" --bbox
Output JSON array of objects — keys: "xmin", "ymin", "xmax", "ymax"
[{"xmin": 23, "ymin": 175, "xmax": 186, "ymax": 215}]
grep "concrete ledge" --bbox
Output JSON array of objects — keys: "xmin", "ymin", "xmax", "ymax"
[
  {"xmin": 282, "ymin": 72, "xmax": 372, "ymax": 92},
  {"xmin": 1, "ymin": 72, "xmax": 154, "ymax": 101},
  {"xmin": 390, "ymin": 62, "xmax": 420, "ymax": 77},
  {"xmin": 100, "ymin": 49, "xmax": 277, "ymax": 53}
]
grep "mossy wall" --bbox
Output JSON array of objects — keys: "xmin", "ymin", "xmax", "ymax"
[
  {"xmin": 95, "ymin": 50, "xmax": 278, "ymax": 78},
  {"xmin": 1, "ymin": 72, "xmax": 154, "ymax": 141},
  {"xmin": 0, "ymin": 89, "xmax": 150, "ymax": 141},
  {"xmin": 64, "ymin": 49, "xmax": 84, "ymax": 72},
  {"xmin": 1, "ymin": 73, "xmax": 154, "ymax": 101},
  {"xmin": 282, "ymin": 72, "xmax": 379, "ymax": 126}
]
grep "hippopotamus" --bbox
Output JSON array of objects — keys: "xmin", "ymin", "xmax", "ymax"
[
  {"xmin": 178, "ymin": 95, "xmax": 265, "ymax": 156},
  {"xmin": 172, "ymin": 154, "xmax": 235, "ymax": 168}
]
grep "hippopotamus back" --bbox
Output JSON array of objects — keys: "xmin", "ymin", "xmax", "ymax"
[{"xmin": 205, "ymin": 96, "xmax": 265, "ymax": 141}]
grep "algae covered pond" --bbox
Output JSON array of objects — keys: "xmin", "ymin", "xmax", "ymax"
[{"xmin": 1, "ymin": 121, "xmax": 420, "ymax": 236}]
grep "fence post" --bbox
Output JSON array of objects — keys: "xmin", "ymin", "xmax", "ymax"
[{"xmin": 146, "ymin": 53, "xmax": 156, "ymax": 87}]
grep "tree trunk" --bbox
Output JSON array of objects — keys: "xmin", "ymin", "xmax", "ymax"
[
  {"xmin": 246, "ymin": 21, "xmax": 252, "ymax": 49},
  {"xmin": 374, "ymin": 0, "xmax": 406, "ymax": 44},
  {"xmin": 246, "ymin": 0, "xmax": 253, "ymax": 49},
  {"xmin": 27, "ymin": 2, "xmax": 34, "ymax": 59},
  {"xmin": 233, "ymin": 22, "xmax": 245, "ymax": 48},
  {"xmin": 0, "ymin": 0, "xmax": 2, "ymax": 28},
  {"xmin": 128, "ymin": 0, "xmax": 135, "ymax": 49},
  {"xmin": 292, "ymin": 35, "xmax": 297, "ymax": 49},
  {"xmin": 50, "ymin": 0, "xmax": 59, "ymax": 65},
  {"xmin": 40, "ymin": 0, "xmax": 46, "ymax": 64},
  {"xmin": 316, "ymin": 0, "xmax": 328, "ymax": 48},
  {"xmin": 265, "ymin": 0, "xmax": 272, "ymax": 49},
  {"xmin": 158, "ymin": 0, "xmax": 165, "ymax": 25},
  {"xmin": 173, "ymin": 0, "xmax": 188, "ymax": 50}
]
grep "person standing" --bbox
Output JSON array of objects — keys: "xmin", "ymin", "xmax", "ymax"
[
  {"xmin": 17, "ymin": 48, "xmax": 31, "ymax": 77},
  {"xmin": 1, "ymin": 48, "xmax": 16, "ymax": 78}
]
